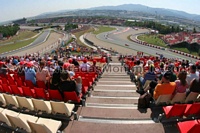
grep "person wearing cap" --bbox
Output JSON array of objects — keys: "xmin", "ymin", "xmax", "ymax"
[
  {"xmin": 79, "ymin": 58, "xmax": 91, "ymax": 72},
  {"xmin": 153, "ymin": 71, "xmax": 176, "ymax": 100},
  {"xmin": 25, "ymin": 62, "xmax": 36, "ymax": 85},
  {"xmin": 16, "ymin": 61, "xmax": 25, "ymax": 77},
  {"xmin": 46, "ymin": 61, "xmax": 55, "ymax": 76}
]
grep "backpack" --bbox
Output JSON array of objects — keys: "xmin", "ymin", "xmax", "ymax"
[{"xmin": 138, "ymin": 93, "xmax": 151, "ymax": 108}]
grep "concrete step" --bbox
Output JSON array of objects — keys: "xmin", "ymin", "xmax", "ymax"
[
  {"xmin": 79, "ymin": 107, "xmax": 152, "ymax": 120},
  {"xmin": 94, "ymin": 85, "xmax": 136, "ymax": 90},
  {"xmin": 86, "ymin": 97, "xmax": 138, "ymax": 105},
  {"xmin": 91, "ymin": 91, "xmax": 139, "ymax": 97},
  {"xmin": 96, "ymin": 81, "xmax": 134, "ymax": 85},
  {"xmin": 67, "ymin": 121, "xmax": 165, "ymax": 133}
]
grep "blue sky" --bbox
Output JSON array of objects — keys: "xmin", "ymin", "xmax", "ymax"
[{"xmin": 1, "ymin": 0, "xmax": 200, "ymax": 22}]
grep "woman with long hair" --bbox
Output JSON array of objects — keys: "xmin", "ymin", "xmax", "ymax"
[{"xmin": 174, "ymin": 71, "xmax": 188, "ymax": 93}]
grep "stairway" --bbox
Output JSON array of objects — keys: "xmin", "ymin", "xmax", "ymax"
[{"xmin": 65, "ymin": 57, "xmax": 178, "ymax": 133}]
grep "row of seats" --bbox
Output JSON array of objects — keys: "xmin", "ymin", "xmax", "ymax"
[
  {"xmin": 0, "ymin": 84, "xmax": 82, "ymax": 103},
  {"xmin": 0, "ymin": 93, "xmax": 75, "ymax": 119},
  {"xmin": 160, "ymin": 103, "xmax": 200, "ymax": 123},
  {"xmin": 155, "ymin": 92, "xmax": 200, "ymax": 105},
  {"xmin": 0, "ymin": 107, "xmax": 62, "ymax": 133}
]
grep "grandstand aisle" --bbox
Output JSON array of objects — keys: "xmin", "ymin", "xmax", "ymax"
[{"xmin": 65, "ymin": 57, "xmax": 179, "ymax": 133}]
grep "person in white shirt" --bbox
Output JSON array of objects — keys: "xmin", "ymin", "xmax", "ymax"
[
  {"xmin": 79, "ymin": 59, "xmax": 91, "ymax": 72},
  {"xmin": 186, "ymin": 64, "xmax": 199, "ymax": 86}
]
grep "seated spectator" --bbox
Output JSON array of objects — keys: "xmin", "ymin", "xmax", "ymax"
[
  {"xmin": 187, "ymin": 78, "xmax": 200, "ymax": 94},
  {"xmin": 16, "ymin": 61, "xmax": 25, "ymax": 77},
  {"xmin": 137, "ymin": 64, "xmax": 156, "ymax": 89},
  {"xmin": 0, "ymin": 61, "xmax": 8, "ymax": 76},
  {"xmin": 130, "ymin": 60, "xmax": 143, "ymax": 82},
  {"xmin": 79, "ymin": 59, "xmax": 91, "ymax": 72},
  {"xmin": 153, "ymin": 71, "xmax": 176, "ymax": 100},
  {"xmin": 174, "ymin": 71, "xmax": 188, "ymax": 93},
  {"xmin": 25, "ymin": 62, "xmax": 36, "ymax": 85},
  {"xmin": 36, "ymin": 61, "xmax": 50, "ymax": 84},
  {"xmin": 186, "ymin": 64, "xmax": 199, "ymax": 86},
  {"xmin": 58, "ymin": 70, "xmax": 80, "ymax": 97}
]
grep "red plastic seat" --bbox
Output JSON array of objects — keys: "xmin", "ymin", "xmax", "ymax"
[
  {"xmin": 0, "ymin": 85, "xmax": 3, "ymax": 92},
  {"xmin": 64, "ymin": 91, "xmax": 81, "ymax": 103},
  {"xmin": 16, "ymin": 79, "xmax": 25, "ymax": 87},
  {"xmin": 34, "ymin": 88, "xmax": 49, "ymax": 100},
  {"xmin": 184, "ymin": 103, "xmax": 200, "ymax": 117},
  {"xmin": 36, "ymin": 81, "xmax": 47, "ymax": 90},
  {"xmin": 7, "ymin": 77, "xmax": 16, "ymax": 85},
  {"xmin": 163, "ymin": 104, "xmax": 187, "ymax": 119},
  {"xmin": 1, "ymin": 84, "xmax": 12, "ymax": 94},
  {"xmin": 177, "ymin": 120, "xmax": 200, "ymax": 133},
  {"xmin": 22, "ymin": 86, "xmax": 35, "ymax": 98},
  {"xmin": 48, "ymin": 89, "xmax": 63, "ymax": 101},
  {"xmin": 10, "ymin": 85, "xmax": 23, "ymax": 96},
  {"xmin": 1, "ymin": 78, "xmax": 8, "ymax": 85},
  {"xmin": 25, "ymin": 80, "xmax": 35, "ymax": 89}
]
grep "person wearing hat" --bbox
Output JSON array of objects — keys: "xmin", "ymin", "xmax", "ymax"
[
  {"xmin": 16, "ymin": 61, "xmax": 25, "ymax": 77},
  {"xmin": 25, "ymin": 62, "xmax": 36, "ymax": 85},
  {"xmin": 153, "ymin": 71, "xmax": 176, "ymax": 100},
  {"xmin": 79, "ymin": 58, "xmax": 91, "ymax": 72}
]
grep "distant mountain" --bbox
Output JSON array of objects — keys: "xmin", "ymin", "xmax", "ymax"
[{"xmin": 89, "ymin": 4, "xmax": 200, "ymax": 21}]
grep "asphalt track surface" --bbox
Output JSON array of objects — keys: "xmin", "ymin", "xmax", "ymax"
[
  {"xmin": 0, "ymin": 29, "xmax": 50, "ymax": 57},
  {"xmin": 96, "ymin": 27, "xmax": 198, "ymax": 63}
]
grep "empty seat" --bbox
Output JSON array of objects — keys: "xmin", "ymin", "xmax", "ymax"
[
  {"xmin": 171, "ymin": 93, "xmax": 186, "ymax": 104},
  {"xmin": 10, "ymin": 85, "xmax": 23, "ymax": 96},
  {"xmin": 22, "ymin": 86, "xmax": 36, "ymax": 98},
  {"xmin": 1, "ymin": 84, "xmax": 12, "ymax": 94},
  {"xmin": 48, "ymin": 89, "xmax": 63, "ymax": 101},
  {"xmin": 64, "ymin": 91, "xmax": 81, "ymax": 103},
  {"xmin": 155, "ymin": 94, "xmax": 172, "ymax": 105},
  {"xmin": 0, "ymin": 93, "xmax": 6, "ymax": 106},
  {"xmin": 25, "ymin": 80, "xmax": 35, "ymax": 89},
  {"xmin": 50, "ymin": 101, "xmax": 75, "ymax": 116},
  {"xmin": 32, "ymin": 98, "xmax": 51, "ymax": 114},
  {"xmin": 184, "ymin": 103, "xmax": 200, "ymax": 117},
  {"xmin": 27, "ymin": 118, "xmax": 62, "ymax": 133},
  {"xmin": 3, "ymin": 94, "xmax": 19, "ymax": 108},
  {"xmin": 163, "ymin": 104, "xmax": 187, "ymax": 119},
  {"xmin": 0, "ymin": 108, "xmax": 19, "ymax": 126},
  {"xmin": 185, "ymin": 92, "xmax": 199, "ymax": 103},
  {"xmin": 6, "ymin": 113, "xmax": 38, "ymax": 133},
  {"xmin": 177, "ymin": 120, "xmax": 200, "ymax": 133},
  {"xmin": 36, "ymin": 81, "xmax": 47, "ymax": 90},
  {"xmin": 16, "ymin": 96, "xmax": 34, "ymax": 111},
  {"xmin": 34, "ymin": 88, "xmax": 49, "ymax": 100}
]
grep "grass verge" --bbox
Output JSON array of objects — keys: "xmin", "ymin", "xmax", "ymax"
[
  {"xmin": 0, "ymin": 38, "xmax": 36, "ymax": 54},
  {"xmin": 138, "ymin": 34, "xmax": 166, "ymax": 47},
  {"xmin": 93, "ymin": 26, "xmax": 116, "ymax": 35},
  {"xmin": 0, "ymin": 31, "xmax": 38, "ymax": 45}
]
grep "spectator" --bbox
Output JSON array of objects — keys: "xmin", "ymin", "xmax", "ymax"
[
  {"xmin": 186, "ymin": 64, "xmax": 199, "ymax": 85},
  {"xmin": 25, "ymin": 62, "xmax": 36, "ymax": 85},
  {"xmin": 153, "ymin": 71, "xmax": 176, "ymax": 100},
  {"xmin": 79, "ymin": 58, "xmax": 91, "ymax": 72},
  {"xmin": 130, "ymin": 60, "xmax": 143, "ymax": 82},
  {"xmin": 187, "ymin": 78, "xmax": 200, "ymax": 95},
  {"xmin": 58, "ymin": 70, "xmax": 80, "ymax": 97},
  {"xmin": 36, "ymin": 61, "xmax": 50, "ymax": 84},
  {"xmin": 50, "ymin": 60, "xmax": 63, "ymax": 89},
  {"xmin": 174, "ymin": 71, "xmax": 188, "ymax": 93},
  {"xmin": 0, "ymin": 61, "xmax": 8, "ymax": 76}
]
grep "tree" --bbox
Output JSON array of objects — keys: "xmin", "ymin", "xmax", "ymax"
[{"xmin": 193, "ymin": 27, "xmax": 197, "ymax": 33}]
